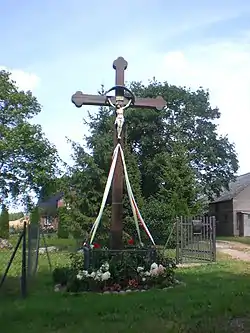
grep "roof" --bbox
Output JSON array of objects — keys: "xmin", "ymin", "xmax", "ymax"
[
  {"xmin": 212, "ymin": 173, "xmax": 250, "ymax": 203},
  {"xmin": 37, "ymin": 192, "xmax": 64, "ymax": 210}
]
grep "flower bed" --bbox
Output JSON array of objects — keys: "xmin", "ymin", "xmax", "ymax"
[{"xmin": 52, "ymin": 246, "xmax": 176, "ymax": 293}]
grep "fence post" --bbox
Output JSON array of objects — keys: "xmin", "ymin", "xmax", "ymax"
[
  {"xmin": 211, "ymin": 216, "xmax": 216, "ymax": 262},
  {"xmin": 21, "ymin": 221, "xmax": 27, "ymax": 298},
  {"xmin": 176, "ymin": 217, "xmax": 180, "ymax": 264},
  {"xmin": 27, "ymin": 207, "xmax": 41, "ymax": 277}
]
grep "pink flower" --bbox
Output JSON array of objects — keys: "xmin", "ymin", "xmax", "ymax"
[{"xmin": 157, "ymin": 264, "xmax": 165, "ymax": 274}]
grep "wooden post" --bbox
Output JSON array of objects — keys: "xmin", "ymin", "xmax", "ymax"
[{"xmin": 110, "ymin": 57, "xmax": 128, "ymax": 249}]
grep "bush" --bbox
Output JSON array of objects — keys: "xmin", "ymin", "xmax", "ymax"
[
  {"xmin": 52, "ymin": 247, "xmax": 176, "ymax": 293},
  {"xmin": 52, "ymin": 267, "xmax": 73, "ymax": 286}
]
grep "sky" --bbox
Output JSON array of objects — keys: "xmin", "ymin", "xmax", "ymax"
[{"xmin": 1, "ymin": 0, "xmax": 250, "ymax": 176}]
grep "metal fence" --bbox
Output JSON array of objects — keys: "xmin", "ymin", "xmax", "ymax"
[
  {"xmin": 83, "ymin": 247, "xmax": 157, "ymax": 270},
  {"xmin": 27, "ymin": 224, "xmax": 40, "ymax": 277},
  {"xmin": 176, "ymin": 216, "xmax": 216, "ymax": 263}
]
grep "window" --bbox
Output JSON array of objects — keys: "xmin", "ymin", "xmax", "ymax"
[{"xmin": 44, "ymin": 216, "xmax": 53, "ymax": 226}]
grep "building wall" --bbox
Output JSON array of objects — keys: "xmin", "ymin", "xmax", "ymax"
[
  {"xmin": 40, "ymin": 216, "xmax": 58, "ymax": 231},
  {"xmin": 233, "ymin": 185, "xmax": 250, "ymax": 236},
  {"xmin": 209, "ymin": 200, "xmax": 234, "ymax": 236}
]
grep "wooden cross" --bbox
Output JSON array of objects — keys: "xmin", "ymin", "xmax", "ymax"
[{"xmin": 71, "ymin": 57, "xmax": 166, "ymax": 250}]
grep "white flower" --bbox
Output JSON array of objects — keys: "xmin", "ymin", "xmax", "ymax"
[
  {"xmin": 158, "ymin": 264, "xmax": 165, "ymax": 274},
  {"xmin": 142, "ymin": 277, "xmax": 146, "ymax": 282},
  {"xmin": 94, "ymin": 270, "xmax": 103, "ymax": 281},
  {"xmin": 76, "ymin": 273, "xmax": 83, "ymax": 280},
  {"xmin": 144, "ymin": 271, "xmax": 150, "ymax": 276},
  {"xmin": 150, "ymin": 263, "xmax": 158, "ymax": 270},
  {"xmin": 137, "ymin": 266, "xmax": 144, "ymax": 273},
  {"xmin": 150, "ymin": 269, "xmax": 158, "ymax": 276},
  {"xmin": 101, "ymin": 262, "xmax": 109, "ymax": 272},
  {"xmin": 90, "ymin": 272, "xmax": 96, "ymax": 278},
  {"xmin": 76, "ymin": 270, "xmax": 88, "ymax": 280},
  {"xmin": 101, "ymin": 271, "xmax": 111, "ymax": 281}
]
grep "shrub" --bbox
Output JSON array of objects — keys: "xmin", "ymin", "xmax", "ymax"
[
  {"xmin": 52, "ymin": 247, "xmax": 176, "ymax": 293},
  {"xmin": 52, "ymin": 267, "xmax": 73, "ymax": 286}
]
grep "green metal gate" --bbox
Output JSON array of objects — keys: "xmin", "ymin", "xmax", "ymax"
[{"xmin": 176, "ymin": 216, "xmax": 216, "ymax": 263}]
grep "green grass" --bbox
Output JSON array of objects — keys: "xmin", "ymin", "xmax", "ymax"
[
  {"xmin": 8, "ymin": 233, "xmax": 79, "ymax": 250},
  {"xmin": 1, "ymin": 237, "xmax": 250, "ymax": 332},
  {"xmin": 217, "ymin": 236, "xmax": 250, "ymax": 245}
]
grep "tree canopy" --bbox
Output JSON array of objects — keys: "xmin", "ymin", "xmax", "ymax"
[
  {"xmin": 59, "ymin": 80, "xmax": 238, "ymax": 244},
  {"xmin": 0, "ymin": 70, "xmax": 60, "ymax": 209}
]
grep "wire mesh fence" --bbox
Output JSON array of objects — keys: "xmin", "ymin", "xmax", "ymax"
[
  {"xmin": 0, "ymin": 229, "xmax": 80, "ymax": 297},
  {"xmin": 0, "ymin": 214, "xmax": 217, "ymax": 297}
]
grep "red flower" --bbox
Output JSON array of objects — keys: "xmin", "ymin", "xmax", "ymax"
[
  {"xmin": 128, "ymin": 239, "xmax": 134, "ymax": 245},
  {"xmin": 93, "ymin": 242, "xmax": 101, "ymax": 249}
]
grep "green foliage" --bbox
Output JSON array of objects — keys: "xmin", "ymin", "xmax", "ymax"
[
  {"xmin": 52, "ymin": 252, "xmax": 83, "ymax": 287},
  {"xmin": 9, "ymin": 212, "xmax": 24, "ymax": 221},
  {"xmin": 0, "ymin": 70, "xmax": 60, "ymax": 209},
  {"xmin": 52, "ymin": 248, "xmax": 176, "ymax": 293},
  {"xmin": 30, "ymin": 206, "xmax": 40, "ymax": 225},
  {"xmin": 57, "ymin": 207, "xmax": 70, "ymax": 239},
  {"xmin": 0, "ymin": 205, "xmax": 9, "ymax": 239},
  {"xmin": 52, "ymin": 267, "xmax": 73, "ymax": 286},
  {"xmin": 128, "ymin": 80, "xmax": 238, "ymax": 199}
]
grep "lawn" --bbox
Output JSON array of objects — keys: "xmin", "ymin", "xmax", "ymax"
[
  {"xmin": 1, "ymin": 237, "xmax": 250, "ymax": 333},
  {"xmin": 217, "ymin": 236, "xmax": 250, "ymax": 246}
]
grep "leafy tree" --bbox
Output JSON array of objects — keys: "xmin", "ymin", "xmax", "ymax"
[
  {"xmin": 0, "ymin": 204, "xmax": 9, "ymax": 239},
  {"xmin": 127, "ymin": 80, "xmax": 238, "ymax": 200},
  {"xmin": 59, "ymin": 139, "xmax": 109, "ymax": 239},
  {"xmin": 0, "ymin": 70, "xmax": 60, "ymax": 209},
  {"xmin": 30, "ymin": 206, "xmax": 40, "ymax": 225},
  {"xmin": 57, "ymin": 206, "xmax": 70, "ymax": 239}
]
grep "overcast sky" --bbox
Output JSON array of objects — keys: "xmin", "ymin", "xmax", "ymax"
[{"xmin": 1, "ymin": 0, "xmax": 250, "ymax": 175}]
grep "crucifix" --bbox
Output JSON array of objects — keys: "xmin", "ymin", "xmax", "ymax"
[{"xmin": 71, "ymin": 57, "xmax": 166, "ymax": 250}]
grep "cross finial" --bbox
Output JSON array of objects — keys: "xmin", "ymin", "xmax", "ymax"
[
  {"xmin": 113, "ymin": 57, "xmax": 128, "ymax": 71},
  {"xmin": 113, "ymin": 57, "xmax": 128, "ymax": 88}
]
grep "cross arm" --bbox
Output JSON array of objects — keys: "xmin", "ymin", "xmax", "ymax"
[
  {"xmin": 71, "ymin": 91, "xmax": 107, "ymax": 108},
  {"xmin": 72, "ymin": 91, "xmax": 167, "ymax": 110},
  {"xmin": 133, "ymin": 95, "xmax": 166, "ymax": 111}
]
